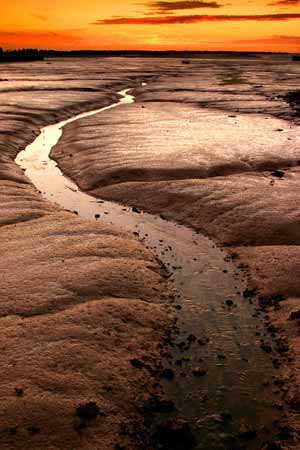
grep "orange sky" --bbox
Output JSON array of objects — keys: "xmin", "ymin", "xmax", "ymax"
[{"xmin": 0, "ymin": 0, "xmax": 300, "ymax": 52}]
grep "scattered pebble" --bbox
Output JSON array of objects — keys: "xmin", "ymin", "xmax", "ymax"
[{"xmin": 192, "ymin": 368, "xmax": 207, "ymax": 377}]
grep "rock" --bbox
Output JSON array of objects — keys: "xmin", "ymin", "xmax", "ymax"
[
  {"xmin": 161, "ymin": 368, "xmax": 175, "ymax": 380},
  {"xmin": 130, "ymin": 358, "xmax": 144, "ymax": 369},
  {"xmin": 276, "ymin": 424, "xmax": 293, "ymax": 440},
  {"xmin": 243, "ymin": 288, "xmax": 258, "ymax": 298},
  {"xmin": 260, "ymin": 442, "xmax": 283, "ymax": 450},
  {"xmin": 288, "ymin": 396, "xmax": 300, "ymax": 411},
  {"xmin": 27, "ymin": 425, "xmax": 40, "ymax": 435},
  {"xmin": 152, "ymin": 418, "xmax": 196, "ymax": 450},
  {"xmin": 275, "ymin": 340, "xmax": 289, "ymax": 353},
  {"xmin": 76, "ymin": 401, "xmax": 103, "ymax": 421},
  {"xmin": 225, "ymin": 299, "xmax": 234, "ymax": 307},
  {"xmin": 239, "ymin": 422, "xmax": 257, "ymax": 440},
  {"xmin": 270, "ymin": 170, "xmax": 285, "ymax": 178},
  {"xmin": 94, "ymin": 213, "xmax": 100, "ymax": 219},
  {"xmin": 132, "ymin": 206, "xmax": 141, "ymax": 213},
  {"xmin": 260, "ymin": 343, "xmax": 272, "ymax": 353},
  {"xmin": 220, "ymin": 411, "xmax": 232, "ymax": 422},
  {"xmin": 187, "ymin": 334, "xmax": 196, "ymax": 343},
  {"xmin": 192, "ymin": 368, "xmax": 207, "ymax": 377},
  {"xmin": 267, "ymin": 324, "xmax": 277, "ymax": 334},
  {"xmin": 15, "ymin": 387, "xmax": 24, "ymax": 397},
  {"xmin": 289, "ymin": 310, "xmax": 300, "ymax": 320}
]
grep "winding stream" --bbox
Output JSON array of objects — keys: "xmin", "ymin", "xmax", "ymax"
[{"xmin": 16, "ymin": 88, "xmax": 280, "ymax": 449}]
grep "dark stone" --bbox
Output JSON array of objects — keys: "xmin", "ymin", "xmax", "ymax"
[
  {"xmin": 187, "ymin": 334, "xmax": 196, "ymax": 343},
  {"xmin": 272, "ymin": 358, "xmax": 281, "ymax": 368},
  {"xmin": 76, "ymin": 401, "xmax": 103, "ymax": 421},
  {"xmin": 132, "ymin": 206, "xmax": 141, "ymax": 213},
  {"xmin": 225, "ymin": 299, "xmax": 234, "ymax": 307},
  {"xmin": 288, "ymin": 396, "xmax": 300, "ymax": 411},
  {"xmin": 260, "ymin": 442, "xmax": 283, "ymax": 450},
  {"xmin": 260, "ymin": 343, "xmax": 272, "ymax": 353},
  {"xmin": 290, "ymin": 310, "xmax": 300, "ymax": 320},
  {"xmin": 15, "ymin": 387, "xmax": 24, "ymax": 397},
  {"xmin": 130, "ymin": 358, "xmax": 144, "ymax": 369},
  {"xmin": 259, "ymin": 294, "xmax": 285, "ymax": 308},
  {"xmin": 152, "ymin": 418, "xmax": 196, "ymax": 450},
  {"xmin": 94, "ymin": 213, "xmax": 100, "ymax": 219},
  {"xmin": 114, "ymin": 444, "xmax": 126, "ymax": 450},
  {"xmin": 270, "ymin": 170, "xmax": 285, "ymax": 178},
  {"xmin": 275, "ymin": 341, "xmax": 289, "ymax": 353},
  {"xmin": 161, "ymin": 368, "xmax": 175, "ymax": 380},
  {"xmin": 267, "ymin": 324, "xmax": 277, "ymax": 334},
  {"xmin": 243, "ymin": 288, "xmax": 258, "ymax": 298},
  {"xmin": 239, "ymin": 423, "xmax": 257, "ymax": 440},
  {"xmin": 276, "ymin": 425, "xmax": 293, "ymax": 440},
  {"xmin": 192, "ymin": 368, "xmax": 207, "ymax": 377},
  {"xmin": 27, "ymin": 425, "xmax": 40, "ymax": 435},
  {"xmin": 221, "ymin": 411, "xmax": 232, "ymax": 422}
]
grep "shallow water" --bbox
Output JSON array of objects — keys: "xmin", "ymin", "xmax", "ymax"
[{"xmin": 16, "ymin": 88, "xmax": 280, "ymax": 449}]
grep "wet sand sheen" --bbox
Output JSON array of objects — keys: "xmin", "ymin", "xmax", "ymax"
[{"xmin": 16, "ymin": 88, "xmax": 280, "ymax": 448}]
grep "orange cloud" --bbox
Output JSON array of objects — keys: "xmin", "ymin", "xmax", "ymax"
[
  {"xmin": 146, "ymin": 0, "xmax": 222, "ymax": 12},
  {"xmin": 237, "ymin": 35, "xmax": 300, "ymax": 44},
  {"xmin": 93, "ymin": 13, "xmax": 300, "ymax": 24},
  {"xmin": 268, "ymin": 0, "xmax": 300, "ymax": 4}
]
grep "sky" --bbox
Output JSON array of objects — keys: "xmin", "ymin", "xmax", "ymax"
[{"xmin": 0, "ymin": 0, "xmax": 300, "ymax": 52}]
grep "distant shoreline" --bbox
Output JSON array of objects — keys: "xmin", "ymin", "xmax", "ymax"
[{"xmin": 0, "ymin": 48, "xmax": 294, "ymax": 63}]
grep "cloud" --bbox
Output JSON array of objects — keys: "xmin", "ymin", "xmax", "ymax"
[
  {"xmin": 237, "ymin": 35, "xmax": 300, "ymax": 44},
  {"xmin": 268, "ymin": 0, "xmax": 300, "ymax": 5},
  {"xmin": 93, "ymin": 13, "xmax": 300, "ymax": 25},
  {"xmin": 146, "ymin": 1, "xmax": 222, "ymax": 12}
]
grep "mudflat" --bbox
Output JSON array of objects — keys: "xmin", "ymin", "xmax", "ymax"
[
  {"xmin": 51, "ymin": 55, "xmax": 300, "ymax": 447},
  {"xmin": 1, "ymin": 54, "xmax": 300, "ymax": 449}
]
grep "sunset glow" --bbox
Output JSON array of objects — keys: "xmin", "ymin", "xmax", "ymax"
[{"xmin": 1, "ymin": 0, "xmax": 300, "ymax": 52}]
